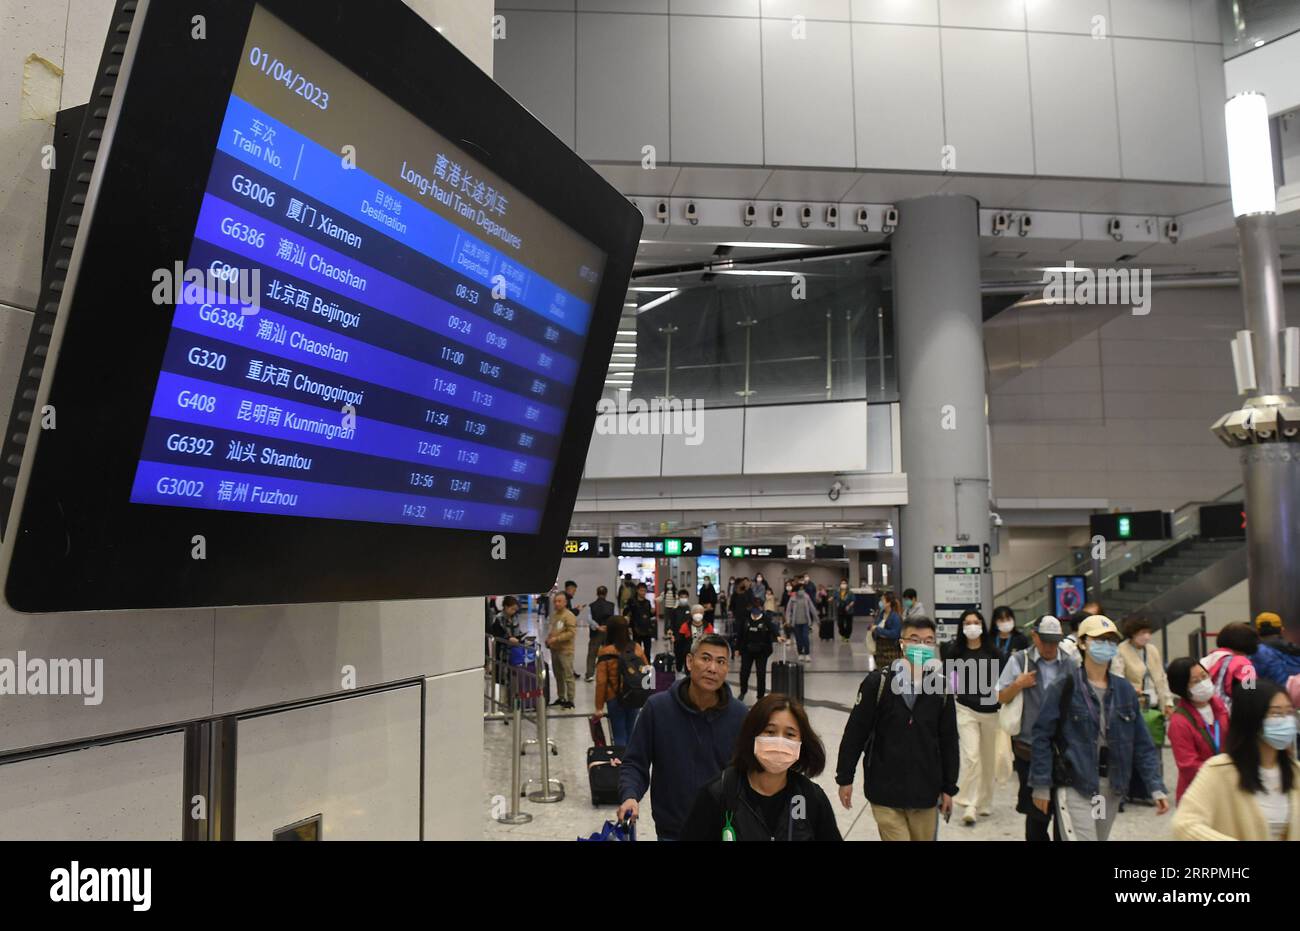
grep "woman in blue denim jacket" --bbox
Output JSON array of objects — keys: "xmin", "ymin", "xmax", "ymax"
[{"xmin": 1028, "ymin": 615, "xmax": 1169, "ymax": 841}]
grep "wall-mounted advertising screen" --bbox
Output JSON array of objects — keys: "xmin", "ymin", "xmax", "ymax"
[
  {"xmin": 1, "ymin": 0, "xmax": 641, "ymax": 611},
  {"xmin": 1051, "ymin": 575, "xmax": 1089, "ymax": 618}
]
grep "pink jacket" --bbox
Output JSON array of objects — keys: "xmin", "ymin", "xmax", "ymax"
[{"xmin": 1168, "ymin": 696, "xmax": 1229, "ymax": 803}]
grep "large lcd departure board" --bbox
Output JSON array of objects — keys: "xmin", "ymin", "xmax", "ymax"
[
  {"xmin": 1, "ymin": 0, "xmax": 641, "ymax": 611},
  {"xmin": 129, "ymin": 7, "xmax": 605, "ymax": 534}
]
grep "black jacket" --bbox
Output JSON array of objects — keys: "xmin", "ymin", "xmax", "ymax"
[
  {"xmin": 989, "ymin": 630, "xmax": 1030, "ymax": 670},
  {"xmin": 731, "ymin": 588, "xmax": 755, "ymax": 624},
  {"xmin": 680, "ymin": 767, "xmax": 842, "ymax": 842},
  {"xmin": 835, "ymin": 668, "xmax": 960, "ymax": 809},
  {"xmin": 590, "ymin": 598, "xmax": 616, "ymax": 626},
  {"xmin": 698, "ymin": 584, "xmax": 718, "ymax": 608},
  {"xmin": 738, "ymin": 613, "xmax": 778, "ymax": 656},
  {"xmin": 625, "ymin": 597, "xmax": 655, "ymax": 637}
]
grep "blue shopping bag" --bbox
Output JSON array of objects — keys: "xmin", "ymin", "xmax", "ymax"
[{"xmin": 577, "ymin": 819, "xmax": 636, "ymax": 842}]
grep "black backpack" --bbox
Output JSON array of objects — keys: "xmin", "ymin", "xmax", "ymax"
[{"xmin": 614, "ymin": 647, "xmax": 652, "ymax": 709}]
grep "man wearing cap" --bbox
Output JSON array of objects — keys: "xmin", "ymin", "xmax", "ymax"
[
  {"xmin": 1252, "ymin": 611, "xmax": 1300, "ymax": 687},
  {"xmin": 1029, "ymin": 615, "xmax": 1169, "ymax": 841},
  {"xmin": 996, "ymin": 615, "xmax": 1078, "ymax": 841}
]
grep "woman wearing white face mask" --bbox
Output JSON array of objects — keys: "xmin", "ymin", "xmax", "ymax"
[
  {"xmin": 942, "ymin": 610, "xmax": 1003, "ymax": 825},
  {"xmin": 991, "ymin": 606, "xmax": 1029, "ymax": 667},
  {"xmin": 680, "ymin": 694, "xmax": 841, "ymax": 841},
  {"xmin": 1173, "ymin": 679, "xmax": 1300, "ymax": 840},
  {"xmin": 1166, "ymin": 657, "xmax": 1230, "ymax": 803}
]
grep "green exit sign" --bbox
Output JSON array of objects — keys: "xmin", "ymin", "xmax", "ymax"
[
  {"xmin": 664, "ymin": 538, "xmax": 682, "ymax": 556},
  {"xmin": 1118, "ymin": 517, "xmax": 1132, "ymax": 538}
]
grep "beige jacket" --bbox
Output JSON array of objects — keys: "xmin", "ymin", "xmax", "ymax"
[
  {"xmin": 548, "ymin": 608, "xmax": 578, "ymax": 655},
  {"xmin": 1113, "ymin": 639, "xmax": 1172, "ymax": 710},
  {"xmin": 1172, "ymin": 754, "xmax": 1300, "ymax": 841}
]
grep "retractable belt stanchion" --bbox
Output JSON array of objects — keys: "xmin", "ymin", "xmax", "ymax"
[{"xmin": 526, "ymin": 664, "xmax": 564, "ymax": 803}]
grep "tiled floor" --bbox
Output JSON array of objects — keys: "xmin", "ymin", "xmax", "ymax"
[{"xmin": 482, "ymin": 624, "xmax": 1178, "ymax": 841}]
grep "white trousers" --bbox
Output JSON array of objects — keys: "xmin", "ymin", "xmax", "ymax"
[{"xmin": 954, "ymin": 703, "xmax": 1004, "ymax": 813}]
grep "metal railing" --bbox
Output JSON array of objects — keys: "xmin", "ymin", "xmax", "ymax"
[{"xmin": 484, "ymin": 634, "xmax": 565, "ymax": 824}]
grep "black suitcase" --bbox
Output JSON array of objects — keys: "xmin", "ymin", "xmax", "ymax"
[
  {"xmin": 587, "ymin": 745, "xmax": 624, "ymax": 806},
  {"xmin": 818, "ymin": 618, "xmax": 834, "ymax": 640},
  {"xmin": 771, "ymin": 644, "xmax": 805, "ymax": 703}
]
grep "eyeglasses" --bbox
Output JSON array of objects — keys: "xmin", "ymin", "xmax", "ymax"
[{"xmin": 902, "ymin": 635, "xmax": 936, "ymax": 646}]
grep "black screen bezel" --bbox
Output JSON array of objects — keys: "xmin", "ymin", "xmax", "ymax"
[{"xmin": 1, "ymin": 0, "xmax": 641, "ymax": 612}]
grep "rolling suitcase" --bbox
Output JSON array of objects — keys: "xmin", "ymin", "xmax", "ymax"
[
  {"xmin": 587, "ymin": 745, "xmax": 624, "ymax": 806},
  {"xmin": 818, "ymin": 617, "xmax": 835, "ymax": 641},
  {"xmin": 653, "ymin": 652, "xmax": 676, "ymax": 692},
  {"xmin": 771, "ymin": 642, "xmax": 804, "ymax": 703}
]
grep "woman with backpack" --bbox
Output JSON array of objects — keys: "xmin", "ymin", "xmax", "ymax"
[
  {"xmin": 1202, "ymin": 622, "xmax": 1260, "ymax": 712},
  {"xmin": 680, "ymin": 693, "xmax": 841, "ymax": 841},
  {"xmin": 594, "ymin": 617, "xmax": 650, "ymax": 746}
]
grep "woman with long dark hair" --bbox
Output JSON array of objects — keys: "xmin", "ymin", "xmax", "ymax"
[
  {"xmin": 1173, "ymin": 677, "xmax": 1299, "ymax": 840},
  {"xmin": 680, "ymin": 693, "xmax": 841, "ymax": 841},
  {"xmin": 1165, "ymin": 656, "xmax": 1229, "ymax": 803}
]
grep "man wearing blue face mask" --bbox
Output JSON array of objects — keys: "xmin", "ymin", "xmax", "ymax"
[
  {"xmin": 834, "ymin": 616, "xmax": 959, "ymax": 840},
  {"xmin": 1030, "ymin": 615, "xmax": 1169, "ymax": 841}
]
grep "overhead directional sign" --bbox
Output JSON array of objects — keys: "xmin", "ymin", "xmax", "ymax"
[
  {"xmin": 720, "ymin": 544, "xmax": 787, "ymax": 559},
  {"xmin": 563, "ymin": 536, "xmax": 601, "ymax": 558},
  {"xmin": 616, "ymin": 536, "xmax": 702, "ymax": 557}
]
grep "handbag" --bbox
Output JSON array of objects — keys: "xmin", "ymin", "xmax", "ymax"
[{"xmin": 998, "ymin": 650, "xmax": 1029, "ymax": 736}]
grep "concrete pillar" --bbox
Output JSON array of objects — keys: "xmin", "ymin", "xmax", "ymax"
[{"xmin": 892, "ymin": 195, "xmax": 992, "ymax": 639}]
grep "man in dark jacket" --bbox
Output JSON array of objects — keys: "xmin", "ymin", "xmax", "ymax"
[
  {"xmin": 617, "ymin": 634, "xmax": 746, "ymax": 841},
  {"xmin": 698, "ymin": 577, "xmax": 718, "ymax": 627},
  {"xmin": 730, "ymin": 578, "xmax": 755, "ymax": 655},
  {"xmin": 737, "ymin": 604, "xmax": 781, "ymax": 701},
  {"xmin": 625, "ymin": 582, "xmax": 655, "ymax": 659},
  {"xmin": 585, "ymin": 585, "xmax": 616, "ymax": 682},
  {"xmin": 834, "ymin": 616, "xmax": 959, "ymax": 840}
]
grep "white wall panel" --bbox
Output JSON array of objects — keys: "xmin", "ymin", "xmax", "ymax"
[
  {"xmin": 235, "ymin": 686, "xmax": 422, "ymax": 840},
  {"xmin": 661, "ymin": 406, "xmax": 744, "ymax": 475},
  {"xmin": 761, "ymin": 17, "xmax": 856, "ymax": 167},
  {"xmin": 0, "ymin": 608, "xmax": 215, "ymax": 754},
  {"xmin": 762, "ymin": 0, "xmax": 851, "ymax": 20},
  {"xmin": 424, "ymin": 669, "xmax": 483, "ymax": 840},
  {"xmin": 938, "ymin": 0, "xmax": 1024, "ymax": 30},
  {"xmin": 1113, "ymin": 38, "xmax": 1204, "ymax": 182},
  {"xmin": 853, "ymin": 23, "xmax": 944, "ymax": 171},
  {"xmin": 576, "ymin": 13, "xmax": 670, "ymax": 161},
  {"xmin": 579, "ymin": 0, "xmax": 668, "ymax": 11},
  {"xmin": 493, "ymin": 11, "xmax": 577, "ymax": 148},
  {"xmin": 1188, "ymin": 0, "xmax": 1221, "ymax": 44},
  {"xmin": 1024, "ymin": 0, "xmax": 1107, "ymax": 35},
  {"xmin": 1195, "ymin": 42, "xmax": 1228, "ymax": 185},
  {"xmin": 670, "ymin": 15, "xmax": 764, "ymax": 163},
  {"xmin": 1028, "ymin": 32, "xmax": 1120, "ymax": 178},
  {"xmin": 852, "ymin": 0, "xmax": 938, "ymax": 25},
  {"xmin": 585, "ymin": 425, "xmax": 663, "ymax": 478},
  {"xmin": 1109, "ymin": 0, "xmax": 1193, "ymax": 41},
  {"xmin": 743, "ymin": 401, "xmax": 867, "ymax": 473},
  {"xmin": 0, "ymin": 731, "xmax": 184, "ymax": 840},
  {"xmin": 940, "ymin": 28, "xmax": 1034, "ymax": 175},
  {"xmin": 211, "ymin": 598, "xmax": 482, "ymax": 715},
  {"xmin": 673, "ymin": 0, "xmax": 761, "ymax": 15}
]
